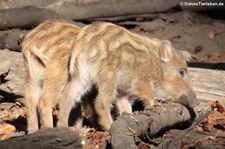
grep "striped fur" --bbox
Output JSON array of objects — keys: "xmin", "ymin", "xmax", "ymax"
[
  {"xmin": 67, "ymin": 22, "xmax": 197, "ymax": 130},
  {"xmin": 22, "ymin": 19, "xmax": 81, "ymax": 133}
]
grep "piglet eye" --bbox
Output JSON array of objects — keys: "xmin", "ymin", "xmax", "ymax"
[{"xmin": 178, "ymin": 68, "xmax": 186, "ymax": 77}]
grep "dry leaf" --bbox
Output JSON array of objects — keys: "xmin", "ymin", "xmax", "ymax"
[
  {"xmin": 0, "ymin": 133, "xmax": 9, "ymax": 140},
  {"xmin": 211, "ymin": 101, "xmax": 225, "ymax": 114},
  {"xmin": 208, "ymin": 31, "xmax": 215, "ymax": 39},
  {"xmin": 82, "ymin": 127, "xmax": 110, "ymax": 149},
  {"xmin": 0, "ymin": 122, "xmax": 16, "ymax": 133},
  {"xmin": 200, "ymin": 101, "xmax": 225, "ymax": 133}
]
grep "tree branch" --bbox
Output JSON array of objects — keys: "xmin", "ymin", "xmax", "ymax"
[{"xmin": 110, "ymin": 101, "xmax": 210, "ymax": 149}]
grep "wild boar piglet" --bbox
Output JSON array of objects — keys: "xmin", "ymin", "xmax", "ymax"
[
  {"xmin": 65, "ymin": 22, "xmax": 198, "ymax": 130},
  {"xmin": 22, "ymin": 19, "xmax": 81, "ymax": 133}
]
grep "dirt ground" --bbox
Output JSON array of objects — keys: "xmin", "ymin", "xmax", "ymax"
[{"xmin": 125, "ymin": 11, "xmax": 225, "ymax": 64}]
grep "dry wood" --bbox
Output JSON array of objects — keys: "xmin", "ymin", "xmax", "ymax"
[
  {"xmin": 193, "ymin": 130, "xmax": 225, "ymax": 138},
  {"xmin": 51, "ymin": 0, "xmax": 179, "ymax": 20},
  {"xmin": 0, "ymin": 29, "xmax": 28, "ymax": 52},
  {"xmin": 163, "ymin": 120, "xmax": 225, "ymax": 148},
  {"xmin": 0, "ymin": 0, "xmax": 179, "ymax": 29},
  {"xmin": 110, "ymin": 101, "xmax": 210, "ymax": 149},
  {"xmin": 160, "ymin": 110, "xmax": 211, "ymax": 148},
  {"xmin": 0, "ymin": 6, "xmax": 85, "ymax": 29},
  {"xmin": 0, "ymin": 127, "xmax": 82, "ymax": 149},
  {"xmin": 188, "ymin": 67, "xmax": 225, "ymax": 103},
  {"xmin": 0, "ymin": 50, "xmax": 24, "ymax": 100},
  {"xmin": 0, "ymin": 6, "xmax": 64, "ymax": 29}
]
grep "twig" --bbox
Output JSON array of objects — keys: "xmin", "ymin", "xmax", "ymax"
[
  {"xmin": 177, "ymin": 110, "xmax": 211, "ymax": 138},
  {"xmin": 193, "ymin": 130, "xmax": 225, "ymax": 138},
  {"xmin": 87, "ymin": 13, "xmax": 160, "ymax": 22},
  {"xmin": 161, "ymin": 110, "xmax": 211, "ymax": 149}
]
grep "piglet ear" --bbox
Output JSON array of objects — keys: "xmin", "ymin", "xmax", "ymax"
[{"xmin": 159, "ymin": 40, "xmax": 174, "ymax": 62}]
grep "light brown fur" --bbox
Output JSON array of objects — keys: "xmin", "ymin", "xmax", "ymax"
[
  {"xmin": 22, "ymin": 19, "xmax": 81, "ymax": 133},
  {"xmin": 66, "ymin": 22, "xmax": 198, "ymax": 130}
]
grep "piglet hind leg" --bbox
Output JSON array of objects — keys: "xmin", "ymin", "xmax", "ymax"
[
  {"xmin": 24, "ymin": 80, "xmax": 41, "ymax": 133},
  {"xmin": 38, "ymin": 85, "xmax": 58, "ymax": 128},
  {"xmin": 38, "ymin": 74, "xmax": 68, "ymax": 128}
]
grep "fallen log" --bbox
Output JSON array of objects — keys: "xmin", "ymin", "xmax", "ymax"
[
  {"xmin": 0, "ymin": 50, "xmax": 24, "ymax": 100},
  {"xmin": 0, "ymin": 6, "xmax": 64, "ymax": 29},
  {"xmin": 49, "ymin": 0, "xmax": 179, "ymax": 20},
  {"xmin": 188, "ymin": 67, "xmax": 225, "ymax": 103},
  {"xmin": 1, "ymin": 49, "xmax": 224, "ymax": 102},
  {"xmin": 110, "ymin": 101, "xmax": 210, "ymax": 149},
  {"xmin": 0, "ymin": 0, "xmax": 180, "ymax": 29},
  {"xmin": 160, "ymin": 110, "xmax": 211, "ymax": 148},
  {"xmin": 0, "ymin": 127, "xmax": 82, "ymax": 149},
  {"xmin": 0, "ymin": 29, "xmax": 28, "ymax": 52}
]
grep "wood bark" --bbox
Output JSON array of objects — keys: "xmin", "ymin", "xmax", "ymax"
[
  {"xmin": 110, "ymin": 101, "xmax": 210, "ymax": 149},
  {"xmin": 0, "ymin": 0, "xmax": 180, "ymax": 17},
  {"xmin": 0, "ymin": 127, "xmax": 82, "ymax": 149},
  {"xmin": 188, "ymin": 67, "xmax": 225, "ymax": 103},
  {"xmin": 0, "ymin": 6, "xmax": 66, "ymax": 29},
  {"xmin": 0, "ymin": 29, "xmax": 28, "ymax": 52},
  {"xmin": 0, "ymin": 0, "xmax": 180, "ymax": 29},
  {"xmin": 159, "ymin": 110, "xmax": 210, "ymax": 148},
  {"xmin": 0, "ymin": 50, "xmax": 24, "ymax": 100}
]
